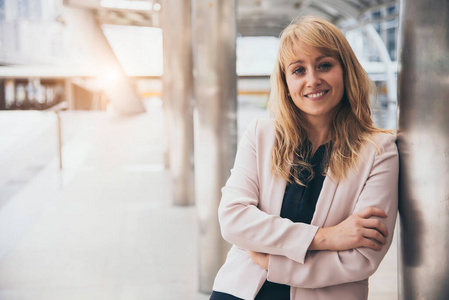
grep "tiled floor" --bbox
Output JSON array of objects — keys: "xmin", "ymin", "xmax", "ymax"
[{"xmin": 0, "ymin": 103, "xmax": 397, "ymax": 299}]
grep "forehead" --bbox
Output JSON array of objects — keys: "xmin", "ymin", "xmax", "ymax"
[
  {"xmin": 293, "ymin": 43, "xmax": 324, "ymax": 60},
  {"xmin": 284, "ymin": 43, "xmax": 329, "ymax": 66},
  {"xmin": 281, "ymin": 38, "xmax": 338, "ymax": 67}
]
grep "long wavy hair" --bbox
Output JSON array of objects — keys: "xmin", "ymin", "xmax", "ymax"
[{"xmin": 268, "ymin": 16, "xmax": 390, "ymax": 185}]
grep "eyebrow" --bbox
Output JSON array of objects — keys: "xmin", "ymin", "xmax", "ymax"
[{"xmin": 288, "ymin": 55, "xmax": 330, "ymax": 67}]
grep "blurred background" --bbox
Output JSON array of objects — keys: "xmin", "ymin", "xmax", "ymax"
[{"xmin": 0, "ymin": 0, "xmax": 400, "ymax": 299}]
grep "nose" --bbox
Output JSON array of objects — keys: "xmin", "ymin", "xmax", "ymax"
[{"xmin": 305, "ymin": 70, "xmax": 322, "ymax": 88}]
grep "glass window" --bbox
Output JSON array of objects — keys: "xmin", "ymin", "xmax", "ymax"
[{"xmin": 236, "ymin": 36, "xmax": 279, "ymax": 76}]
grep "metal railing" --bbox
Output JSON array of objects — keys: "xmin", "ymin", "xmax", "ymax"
[{"xmin": 44, "ymin": 101, "xmax": 68, "ymax": 170}]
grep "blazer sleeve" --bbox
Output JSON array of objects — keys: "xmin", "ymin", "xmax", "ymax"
[
  {"xmin": 266, "ymin": 134, "xmax": 399, "ymax": 288},
  {"xmin": 219, "ymin": 119, "xmax": 319, "ymax": 264}
]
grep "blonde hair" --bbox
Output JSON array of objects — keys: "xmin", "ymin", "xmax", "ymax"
[{"xmin": 268, "ymin": 16, "xmax": 390, "ymax": 184}]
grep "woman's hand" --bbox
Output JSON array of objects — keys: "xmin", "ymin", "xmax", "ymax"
[
  {"xmin": 309, "ymin": 206, "xmax": 389, "ymax": 251},
  {"xmin": 248, "ymin": 250, "xmax": 269, "ymax": 270}
]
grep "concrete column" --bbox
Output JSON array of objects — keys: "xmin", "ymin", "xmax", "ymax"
[
  {"xmin": 193, "ymin": 0, "xmax": 237, "ymax": 293},
  {"xmin": 161, "ymin": 0, "xmax": 195, "ymax": 205},
  {"xmin": 397, "ymin": 0, "xmax": 449, "ymax": 299}
]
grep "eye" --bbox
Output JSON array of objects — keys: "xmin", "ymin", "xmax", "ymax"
[
  {"xmin": 318, "ymin": 62, "xmax": 333, "ymax": 71},
  {"xmin": 292, "ymin": 67, "xmax": 305, "ymax": 75}
]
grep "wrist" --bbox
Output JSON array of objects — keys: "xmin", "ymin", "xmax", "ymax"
[{"xmin": 309, "ymin": 227, "xmax": 330, "ymax": 251}]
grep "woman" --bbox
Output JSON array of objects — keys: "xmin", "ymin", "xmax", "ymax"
[{"xmin": 210, "ymin": 16, "xmax": 398, "ymax": 300}]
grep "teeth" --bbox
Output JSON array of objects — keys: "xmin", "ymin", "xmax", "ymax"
[{"xmin": 307, "ymin": 91, "xmax": 325, "ymax": 98}]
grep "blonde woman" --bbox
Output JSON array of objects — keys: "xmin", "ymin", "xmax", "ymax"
[{"xmin": 210, "ymin": 16, "xmax": 398, "ymax": 300}]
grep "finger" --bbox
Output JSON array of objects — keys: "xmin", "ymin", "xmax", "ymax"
[
  {"xmin": 361, "ymin": 238, "xmax": 383, "ymax": 251},
  {"xmin": 249, "ymin": 250, "xmax": 263, "ymax": 256},
  {"xmin": 362, "ymin": 228, "xmax": 387, "ymax": 245},
  {"xmin": 357, "ymin": 207, "xmax": 388, "ymax": 219},
  {"xmin": 248, "ymin": 251, "xmax": 264, "ymax": 261},
  {"xmin": 363, "ymin": 218, "xmax": 389, "ymax": 237},
  {"xmin": 248, "ymin": 250, "xmax": 256, "ymax": 260}
]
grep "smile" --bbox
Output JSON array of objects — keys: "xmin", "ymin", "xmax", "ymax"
[{"xmin": 305, "ymin": 90, "xmax": 329, "ymax": 99}]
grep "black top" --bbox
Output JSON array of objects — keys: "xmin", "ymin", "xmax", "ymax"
[{"xmin": 254, "ymin": 143, "xmax": 328, "ymax": 300}]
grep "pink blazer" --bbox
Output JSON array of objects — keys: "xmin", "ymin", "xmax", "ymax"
[{"xmin": 213, "ymin": 118, "xmax": 399, "ymax": 300}]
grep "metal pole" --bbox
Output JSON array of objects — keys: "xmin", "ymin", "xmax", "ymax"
[
  {"xmin": 193, "ymin": 0, "xmax": 237, "ymax": 293},
  {"xmin": 161, "ymin": 0, "xmax": 195, "ymax": 206},
  {"xmin": 397, "ymin": 0, "xmax": 449, "ymax": 299},
  {"xmin": 56, "ymin": 111, "xmax": 62, "ymax": 170}
]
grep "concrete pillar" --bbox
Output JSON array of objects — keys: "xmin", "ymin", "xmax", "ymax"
[
  {"xmin": 193, "ymin": 0, "xmax": 237, "ymax": 293},
  {"xmin": 397, "ymin": 0, "xmax": 449, "ymax": 299},
  {"xmin": 161, "ymin": 0, "xmax": 195, "ymax": 206}
]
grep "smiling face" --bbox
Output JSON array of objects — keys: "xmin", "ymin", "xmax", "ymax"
[{"xmin": 284, "ymin": 42, "xmax": 344, "ymax": 126}]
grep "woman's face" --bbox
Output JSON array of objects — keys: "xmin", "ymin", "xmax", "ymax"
[{"xmin": 285, "ymin": 42, "xmax": 344, "ymax": 125}]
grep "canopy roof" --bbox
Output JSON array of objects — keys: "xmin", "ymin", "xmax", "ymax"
[
  {"xmin": 68, "ymin": 0, "xmax": 399, "ymax": 35},
  {"xmin": 237, "ymin": 0, "xmax": 398, "ymax": 36}
]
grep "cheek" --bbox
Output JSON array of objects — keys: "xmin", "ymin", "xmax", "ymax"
[
  {"xmin": 337, "ymin": 79, "xmax": 344, "ymax": 96},
  {"xmin": 330, "ymin": 72, "xmax": 344, "ymax": 98},
  {"xmin": 285, "ymin": 78, "xmax": 301, "ymax": 94}
]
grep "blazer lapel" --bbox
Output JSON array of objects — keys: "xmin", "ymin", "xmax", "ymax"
[
  {"xmin": 266, "ymin": 149, "xmax": 291, "ymax": 215},
  {"xmin": 311, "ymin": 169, "xmax": 339, "ymax": 227},
  {"xmin": 267, "ymin": 173, "xmax": 288, "ymax": 216}
]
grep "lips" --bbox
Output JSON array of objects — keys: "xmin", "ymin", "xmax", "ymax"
[{"xmin": 305, "ymin": 90, "xmax": 329, "ymax": 99}]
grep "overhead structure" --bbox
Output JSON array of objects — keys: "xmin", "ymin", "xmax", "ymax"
[
  {"xmin": 66, "ymin": 0, "xmax": 161, "ymax": 27},
  {"xmin": 66, "ymin": 0, "xmax": 399, "ymax": 38},
  {"xmin": 236, "ymin": 0, "xmax": 399, "ymax": 37}
]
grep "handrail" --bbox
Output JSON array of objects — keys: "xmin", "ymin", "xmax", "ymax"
[
  {"xmin": 44, "ymin": 102, "xmax": 68, "ymax": 170},
  {"xmin": 43, "ymin": 101, "xmax": 68, "ymax": 113}
]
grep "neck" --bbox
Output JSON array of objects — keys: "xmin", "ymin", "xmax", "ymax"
[{"xmin": 306, "ymin": 119, "xmax": 331, "ymax": 153}]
